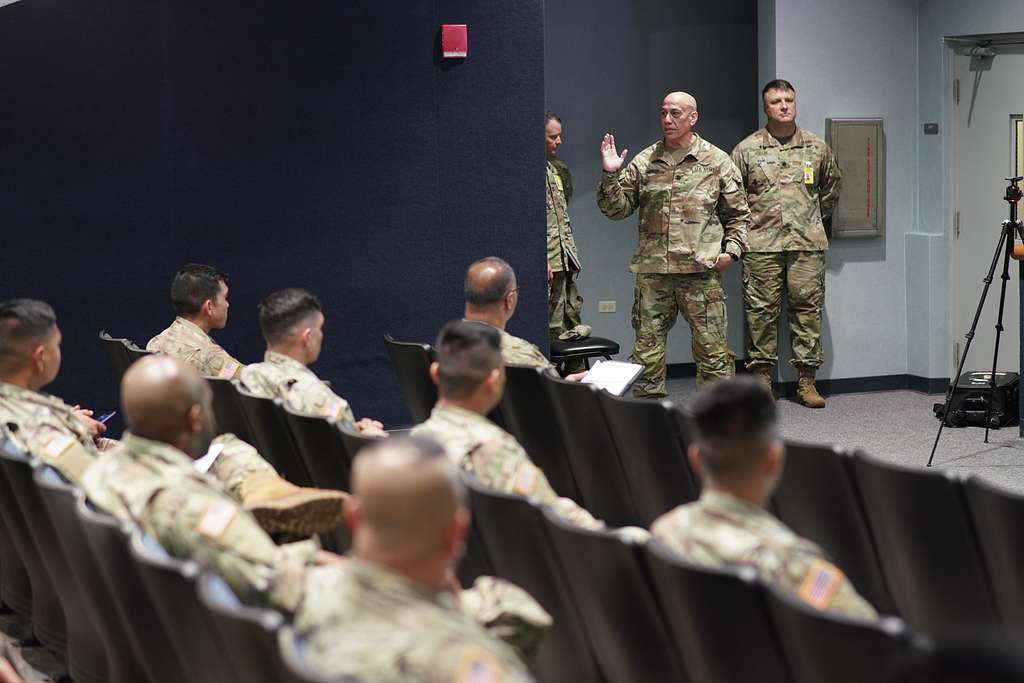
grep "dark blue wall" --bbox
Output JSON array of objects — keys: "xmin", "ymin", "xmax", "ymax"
[{"xmin": 0, "ymin": 0, "xmax": 546, "ymax": 427}]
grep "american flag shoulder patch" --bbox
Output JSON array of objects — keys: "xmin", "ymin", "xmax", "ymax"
[
  {"xmin": 797, "ymin": 559, "xmax": 843, "ymax": 610},
  {"xmin": 456, "ymin": 647, "xmax": 499, "ymax": 683}
]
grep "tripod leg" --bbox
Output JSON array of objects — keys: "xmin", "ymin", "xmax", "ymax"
[
  {"xmin": 984, "ymin": 225, "xmax": 1015, "ymax": 442},
  {"xmin": 928, "ymin": 227, "xmax": 1010, "ymax": 466}
]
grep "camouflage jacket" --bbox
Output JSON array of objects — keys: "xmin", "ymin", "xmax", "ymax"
[
  {"xmin": 546, "ymin": 161, "xmax": 581, "ymax": 272},
  {"xmin": 0, "ymin": 382, "xmax": 100, "ymax": 483},
  {"xmin": 651, "ymin": 490, "xmax": 877, "ymax": 620},
  {"xmin": 410, "ymin": 404, "xmax": 601, "ymax": 529},
  {"xmin": 240, "ymin": 351, "xmax": 357, "ymax": 429},
  {"xmin": 462, "ymin": 320, "xmax": 557, "ymax": 375},
  {"xmin": 294, "ymin": 559, "xmax": 535, "ymax": 682},
  {"xmin": 597, "ymin": 134, "xmax": 749, "ymax": 273},
  {"xmin": 81, "ymin": 432, "xmax": 317, "ymax": 612},
  {"xmin": 731, "ymin": 127, "xmax": 841, "ymax": 252},
  {"xmin": 147, "ymin": 317, "xmax": 244, "ymax": 379},
  {"xmin": 548, "ymin": 154, "xmax": 573, "ymax": 201}
]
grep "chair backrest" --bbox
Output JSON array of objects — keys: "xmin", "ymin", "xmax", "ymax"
[
  {"xmin": 208, "ymin": 378, "xmax": 256, "ymax": 443},
  {"xmin": 236, "ymin": 386, "xmax": 313, "ymax": 486},
  {"xmin": 0, "ymin": 500, "xmax": 32, "ymax": 620},
  {"xmin": 338, "ymin": 425, "xmax": 381, "ymax": 462},
  {"xmin": 383, "ymin": 334, "xmax": 437, "ymax": 424},
  {"xmin": 545, "ymin": 377, "xmax": 640, "ymax": 527},
  {"xmin": 500, "ymin": 365, "xmax": 579, "ymax": 500},
  {"xmin": 129, "ymin": 530, "xmax": 241, "ymax": 683},
  {"xmin": 464, "ymin": 475, "xmax": 603, "ymax": 683},
  {"xmin": 281, "ymin": 406, "xmax": 353, "ymax": 492},
  {"xmin": 76, "ymin": 497, "xmax": 187, "ymax": 683},
  {"xmin": 964, "ymin": 476, "xmax": 1024, "ymax": 635},
  {"xmin": 543, "ymin": 508, "xmax": 689, "ymax": 682},
  {"xmin": 643, "ymin": 541, "xmax": 790, "ymax": 683},
  {"xmin": 124, "ymin": 343, "xmax": 153, "ymax": 363},
  {"xmin": 598, "ymin": 393, "xmax": 700, "ymax": 527},
  {"xmin": 99, "ymin": 330, "xmax": 134, "ymax": 382},
  {"xmin": 771, "ymin": 441, "xmax": 895, "ymax": 614},
  {"xmin": 196, "ymin": 571, "xmax": 286, "ymax": 683},
  {"xmin": 764, "ymin": 583, "xmax": 912, "ymax": 683},
  {"xmin": 277, "ymin": 626, "xmax": 361, "ymax": 683},
  {"xmin": 851, "ymin": 451, "xmax": 999, "ymax": 639}
]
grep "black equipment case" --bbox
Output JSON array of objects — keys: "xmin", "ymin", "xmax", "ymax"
[{"xmin": 933, "ymin": 370, "xmax": 1019, "ymax": 428}]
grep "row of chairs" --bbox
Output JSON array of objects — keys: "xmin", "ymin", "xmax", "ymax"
[{"xmin": 0, "ymin": 438, "xmax": 355, "ymax": 683}]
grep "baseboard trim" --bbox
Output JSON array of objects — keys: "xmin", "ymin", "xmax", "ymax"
[{"xmin": 666, "ymin": 362, "xmax": 949, "ymax": 396}]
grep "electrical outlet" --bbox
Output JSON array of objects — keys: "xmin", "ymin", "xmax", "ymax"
[{"xmin": 598, "ymin": 300, "xmax": 616, "ymax": 313}]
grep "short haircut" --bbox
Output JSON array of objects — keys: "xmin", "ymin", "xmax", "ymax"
[
  {"xmin": 762, "ymin": 79, "xmax": 795, "ymax": 100},
  {"xmin": 687, "ymin": 376, "xmax": 778, "ymax": 480},
  {"xmin": 358, "ymin": 434, "xmax": 466, "ymax": 505},
  {"xmin": 170, "ymin": 263, "xmax": 228, "ymax": 317},
  {"xmin": 258, "ymin": 288, "xmax": 322, "ymax": 345},
  {"xmin": 545, "ymin": 111, "xmax": 561, "ymax": 124},
  {"xmin": 0, "ymin": 299, "xmax": 57, "ymax": 370},
  {"xmin": 464, "ymin": 257, "xmax": 515, "ymax": 307},
  {"xmin": 434, "ymin": 320, "xmax": 502, "ymax": 400}
]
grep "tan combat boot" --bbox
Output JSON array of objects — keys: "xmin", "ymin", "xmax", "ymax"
[
  {"xmin": 749, "ymin": 365, "xmax": 774, "ymax": 397},
  {"xmin": 240, "ymin": 471, "xmax": 350, "ymax": 536},
  {"xmin": 796, "ymin": 367, "xmax": 826, "ymax": 408}
]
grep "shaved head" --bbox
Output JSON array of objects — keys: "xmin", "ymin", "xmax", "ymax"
[
  {"xmin": 464, "ymin": 257, "xmax": 516, "ymax": 308},
  {"xmin": 664, "ymin": 91, "xmax": 697, "ymax": 110},
  {"xmin": 661, "ymin": 91, "xmax": 699, "ymax": 148},
  {"xmin": 122, "ymin": 355, "xmax": 216, "ymax": 457}
]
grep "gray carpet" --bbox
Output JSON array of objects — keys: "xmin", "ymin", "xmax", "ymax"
[{"xmin": 666, "ymin": 378, "xmax": 1024, "ymax": 493}]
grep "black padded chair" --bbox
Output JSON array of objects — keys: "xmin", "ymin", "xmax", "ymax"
[
  {"xmin": 598, "ymin": 393, "xmax": 700, "ymax": 527},
  {"xmin": 0, "ymin": 507, "xmax": 31, "ymax": 620},
  {"xmin": 0, "ymin": 440, "xmax": 66, "ymax": 656},
  {"xmin": 129, "ymin": 530, "xmax": 241, "ymax": 683},
  {"xmin": 549, "ymin": 336, "xmax": 619, "ymax": 374},
  {"xmin": 278, "ymin": 625, "xmax": 360, "ymax": 683},
  {"xmin": 771, "ymin": 441, "xmax": 895, "ymax": 614},
  {"xmin": 465, "ymin": 475, "xmax": 603, "ymax": 683},
  {"xmin": 383, "ymin": 334, "xmax": 437, "ymax": 424},
  {"xmin": 964, "ymin": 476, "xmax": 1024, "ymax": 635},
  {"xmin": 236, "ymin": 386, "xmax": 313, "ymax": 486},
  {"xmin": 197, "ymin": 571, "xmax": 286, "ymax": 683},
  {"xmin": 124, "ymin": 343, "xmax": 153, "ymax": 364},
  {"xmin": 35, "ymin": 469, "xmax": 150, "ymax": 683},
  {"xmin": 545, "ymin": 377, "xmax": 640, "ymax": 527},
  {"xmin": 77, "ymin": 497, "xmax": 186, "ymax": 683},
  {"xmin": 851, "ymin": 451, "xmax": 998, "ymax": 639},
  {"xmin": 338, "ymin": 425, "xmax": 382, "ymax": 461},
  {"xmin": 282, "ymin": 406, "xmax": 354, "ymax": 493},
  {"xmin": 208, "ymin": 378, "xmax": 255, "ymax": 443},
  {"xmin": 764, "ymin": 583, "xmax": 912, "ymax": 683},
  {"xmin": 544, "ymin": 509, "xmax": 688, "ymax": 682},
  {"xmin": 98, "ymin": 331, "xmax": 133, "ymax": 382},
  {"xmin": 500, "ymin": 365, "xmax": 579, "ymax": 500}
]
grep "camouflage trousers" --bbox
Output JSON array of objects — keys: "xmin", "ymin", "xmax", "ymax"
[
  {"xmin": 630, "ymin": 271, "xmax": 733, "ymax": 398},
  {"xmin": 742, "ymin": 251, "xmax": 825, "ymax": 370},
  {"xmin": 209, "ymin": 433, "xmax": 278, "ymax": 499},
  {"xmin": 549, "ymin": 270, "xmax": 586, "ymax": 372}
]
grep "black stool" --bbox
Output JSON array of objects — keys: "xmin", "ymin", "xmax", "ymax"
[{"xmin": 550, "ymin": 337, "xmax": 619, "ymax": 374}]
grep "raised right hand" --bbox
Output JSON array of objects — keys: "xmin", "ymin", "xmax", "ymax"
[{"xmin": 600, "ymin": 133, "xmax": 628, "ymax": 173}]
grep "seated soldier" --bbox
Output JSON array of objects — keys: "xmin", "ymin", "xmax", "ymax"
[
  {"xmin": 239, "ymin": 288, "xmax": 384, "ymax": 435},
  {"xmin": 293, "ymin": 436, "xmax": 539, "ymax": 682},
  {"xmin": 147, "ymin": 263, "xmax": 244, "ymax": 379},
  {"xmin": 463, "ymin": 257, "xmax": 586, "ymax": 381},
  {"xmin": 651, "ymin": 376, "xmax": 877, "ymax": 619}
]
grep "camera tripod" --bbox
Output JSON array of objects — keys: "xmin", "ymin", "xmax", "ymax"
[{"xmin": 927, "ymin": 176, "xmax": 1024, "ymax": 467}]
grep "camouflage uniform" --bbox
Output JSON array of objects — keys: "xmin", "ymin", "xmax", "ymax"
[
  {"xmin": 464, "ymin": 321, "xmax": 557, "ymax": 375},
  {"xmin": 240, "ymin": 351, "xmax": 358, "ymax": 430},
  {"xmin": 651, "ymin": 490, "xmax": 876, "ymax": 620},
  {"xmin": 547, "ymin": 160, "xmax": 584, "ymax": 356},
  {"xmin": 731, "ymin": 127, "xmax": 841, "ymax": 370},
  {"xmin": 293, "ymin": 559, "xmax": 535, "ymax": 682},
  {"xmin": 411, "ymin": 403, "xmax": 601, "ymax": 529},
  {"xmin": 598, "ymin": 134, "xmax": 750, "ymax": 396},
  {"xmin": 548, "ymin": 155, "xmax": 573, "ymax": 202},
  {"xmin": 147, "ymin": 317, "xmax": 244, "ymax": 379}
]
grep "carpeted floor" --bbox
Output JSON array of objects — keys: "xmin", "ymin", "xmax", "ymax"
[{"xmin": 666, "ymin": 378, "xmax": 1024, "ymax": 493}]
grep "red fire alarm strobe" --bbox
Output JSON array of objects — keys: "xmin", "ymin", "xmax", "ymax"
[{"xmin": 441, "ymin": 24, "xmax": 468, "ymax": 59}]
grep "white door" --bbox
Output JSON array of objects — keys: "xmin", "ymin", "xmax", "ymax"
[{"xmin": 952, "ymin": 47, "xmax": 1024, "ymax": 378}]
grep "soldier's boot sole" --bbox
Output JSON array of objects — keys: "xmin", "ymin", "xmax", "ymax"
[{"xmin": 246, "ymin": 490, "xmax": 346, "ymax": 536}]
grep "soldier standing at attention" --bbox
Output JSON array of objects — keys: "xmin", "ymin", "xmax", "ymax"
[
  {"xmin": 598, "ymin": 91, "xmax": 749, "ymax": 398},
  {"xmin": 731, "ymin": 80, "xmax": 841, "ymax": 407}
]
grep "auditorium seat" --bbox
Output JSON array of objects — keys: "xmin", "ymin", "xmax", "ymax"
[
  {"xmin": 338, "ymin": 425, "xmax": 381, "ymax": 462},
  {"xmin": 98, "ymin": 331, "xmax": 133, "ymax": 382},
  {"xmin": 464, "ymin": 474, "xmax": 604, "ymax": 683},
  {"xmin": 124, "ymin": 344, "xmax": 153, "ymax": 364},
  {"xmin": 771, "ymin": 441, "xmax": 895, "ymax": 614},
  {"xmin": 129, "ymin": 530, "xmax": 240, "ymax": 683},
  {"xmin": 282, "ymin": 405, "xmax": 354, "ymax": 493},
  {"xmin": 643, "ymin": 541, "xmax": 790, "ymax": 683},
  {"xmin": 208, "ymin": 378, "xmax": 255, "ymax": 443},
  {"xmin": 964, "ymin": 476, "xmax": 1024, "ymax": 634},
  {"xmin": 851, "ymin": 451, "xmax": 999, "ymax": 639},
  {"xmin": 543, "ymin": 508, "xmax": 689, "ymax": 683},
  {"xmin": 598, "ymin": 393, "xmax": 700, "ymax": 527},
  {"xmin": 196, "ymin": 571, "xmax": 286, "ymax": 683},
  {"xmin": 549, "ymin": 336, "xmax": 619, "ymax": 375},
  {"xmin": 236, "ymin": 386, "xmax": 313, "ymax": 487},
  {"xmin": 383, "ymin": 334, "xmax": 437, "ymax": 424},
  {"xmin": 764, "ymin": 583, "xmax": 912, "ymax": 683},
  {"xmin": 500, "ymin": 365, "xmax": 579, "ymax": 500},
  {"xmin": 277, "ymin": 626, "xmax": 360, "ymax": 683},
  {"xmin": 544, "ymin": 377, "xmax": 640, "ymax": 527},
  {"xmin": 0, "ymin": 508, "xmax": 32, "ymax": 621}
]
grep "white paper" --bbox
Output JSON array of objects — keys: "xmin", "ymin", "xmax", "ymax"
[
  {"xmin": 193, "ymin": 443, "xmax": 225, "ymax": 474},
  {"xmin": 581, "ymin": 359, "xmax": 643, "ymax": 396}
]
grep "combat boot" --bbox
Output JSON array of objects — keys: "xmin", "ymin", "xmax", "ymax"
[
  {"xmin": 240, "ymin": 471, "xmax": 350, "ymax": 536},
  {"xmin": 796, "ymin": 367, "xmax": 826, "ymax": 409},
  {"xmin": 749, "ymin": 365, "xmax": 774, "ymax": 397}
]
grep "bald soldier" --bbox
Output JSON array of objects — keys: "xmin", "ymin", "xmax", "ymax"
[
  {"xmin": 294, "ymin": 437, "xmax": 537, "ymax": 682},
  {"xmin": 598, "ymin": 91, "xmax": 750, "ymax": 397},
  {"xmin": 651, "ymin": 377, "xmax": 876, "ymax": 619}
]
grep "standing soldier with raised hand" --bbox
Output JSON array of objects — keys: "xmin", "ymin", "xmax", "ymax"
[{"xmin": 731, "ymin": 79, "xmax": 841, "ymax": 407}]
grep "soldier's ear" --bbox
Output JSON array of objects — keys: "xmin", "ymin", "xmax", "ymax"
[
  {"xmin": 686, "ymin": 444, "xmax": 702, "ymax": 474},
  {"xmin": 429, "ymin": 361, "xmax": 441, "ymax": 387},
  {"xmin": 764, "ymin": 439, "xmax": 784, "ymax": 475}
]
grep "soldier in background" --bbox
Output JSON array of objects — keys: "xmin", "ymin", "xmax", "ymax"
[
  {"xmin": 598, "ymin": 91, "xmax": 749, "ymax": 398},
  {"xmin": 651, "ymin": 377, "xmax": 876, "ymax": 619},
  {"xmin": 147, "ymin": 263, "xmax": 245, "ymax": 379},
  {"xmin": 731, "ymin": 79, "xmax": 841, "ymax": 407}
]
